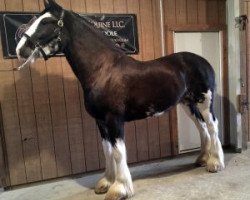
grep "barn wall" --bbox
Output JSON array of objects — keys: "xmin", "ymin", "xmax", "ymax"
[
  {"xmin": 163, "ymin": 0, "xmax": 228, "ymax": 152},
  {"xmin": 0, "ymin": 0, "xmax": 170, "ymax": 187},
  {"xmin": 164, "ymin": 0, "xmax": 227, "ymax": 52},
  {"xmin": 0, "ymin": 0, "xmax": 227, "ymax": 187}
]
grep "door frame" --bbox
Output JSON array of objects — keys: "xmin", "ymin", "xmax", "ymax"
[
  {"xmin": 165, "ymin": 25, "xmax": 229, "ymax": 155},
  {"xmin": 240, "ymin": 0, "xmax": 250, "ymax": 148}
]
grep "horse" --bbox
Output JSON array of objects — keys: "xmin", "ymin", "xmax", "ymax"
[{"xmin": 16, "ymin": 0, "xmax": 225, "ymax": 199}]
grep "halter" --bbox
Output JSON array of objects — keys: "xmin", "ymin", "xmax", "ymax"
[{"xmin": 22, "ymin": 10, "xmax": 65, "ymax": 60}]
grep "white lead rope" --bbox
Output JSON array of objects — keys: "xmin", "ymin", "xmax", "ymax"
[{"xmin": 15, "ymin": 47, "xmax": 40, "ymax": 71}]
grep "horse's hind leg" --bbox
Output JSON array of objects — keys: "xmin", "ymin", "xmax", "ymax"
[
  {"xmin": 196, "ymin": 90, "xmax": 225, "ymax": 172},
  {"xmin": 180, "ymin": 104, "xmax": 210, "ymax": 166}
]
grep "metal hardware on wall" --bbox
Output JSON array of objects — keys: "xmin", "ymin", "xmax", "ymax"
[
  {"xmin": 235, "ymin": 15, "xmax": 248, "ymax": 31},
  {"xmin": 238, "ymin": 94, "xmax": 249, "ymax": 114}
]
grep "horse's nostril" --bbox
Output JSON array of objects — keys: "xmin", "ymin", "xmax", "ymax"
[{"xmin": 19, "ymin": 48, "xmax": 32, "ymax": 59}]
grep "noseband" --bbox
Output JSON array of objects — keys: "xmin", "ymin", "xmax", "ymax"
[{"xmin": 22, "ymin": 10, "xmax": 65, "ymax": 60}]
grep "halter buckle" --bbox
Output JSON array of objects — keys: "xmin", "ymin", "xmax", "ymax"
[{"xmin": 58, "ymin": 20, "xmax": 64, "ymax": 27}]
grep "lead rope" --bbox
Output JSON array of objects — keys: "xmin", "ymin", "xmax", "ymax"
[
  {"xmin": 0, "ymin": 47, "xmax": 40, "ymax": 72},
  {"xmin": 15, "ymin": 47, "xmax": 40, "ymax": 70}
]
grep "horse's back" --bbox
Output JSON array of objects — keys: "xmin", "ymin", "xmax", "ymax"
[{"xmin": 162, "ymin": 52, "xmax": 216, "ymax": 101}]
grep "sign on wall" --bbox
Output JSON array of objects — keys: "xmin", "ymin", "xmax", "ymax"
[{"xmin": 0, "ymin": 12, "xmax": 139, "ymax": 58}]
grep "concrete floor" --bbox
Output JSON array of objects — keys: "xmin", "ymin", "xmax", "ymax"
[{"xmin": 1, "ymin": 149, "xmax": 250, "ymax": 200}]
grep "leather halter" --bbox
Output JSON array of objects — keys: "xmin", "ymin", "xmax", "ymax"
[{"xmin": 22, "ymin": 10, "xmax": 65, "ymax": 60}]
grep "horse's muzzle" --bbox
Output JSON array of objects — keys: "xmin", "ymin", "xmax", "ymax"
[{"xmin": 16, "ymin": 47, "xmax": 33, "ymax": 60}]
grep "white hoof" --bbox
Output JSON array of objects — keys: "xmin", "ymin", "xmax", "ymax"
[
  {"xmin": 206, "ymin": 156, "xmax": 225, "ymax": 173},
  {"xmin": 95, "ymin": 177, "xmax": 113, "ymax": 194},
  {"xmin": 195, "ymin": 152, "xmax": 209, "ymax": 167},
  {"xmin": 104, "ymin": 181, "xmax": 134, "ymax": 200}
]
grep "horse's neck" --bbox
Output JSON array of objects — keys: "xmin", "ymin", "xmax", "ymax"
[{"xmin": 63, "ymin": 12, "xmax": 123, "ymax": 90}]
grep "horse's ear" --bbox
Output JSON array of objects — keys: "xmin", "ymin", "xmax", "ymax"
[
  {"xmin": 48, "ymin": 0, "xmax": 62, "ymax": 10},
  {"xmin": 44, "ymin": 0, "xmax": 50, "ymax": 9},
  {"xmin": 44, "ymin": 0, "xmax": 62, "ymax": 11}
]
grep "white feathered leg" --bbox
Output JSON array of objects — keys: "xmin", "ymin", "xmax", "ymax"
[
  {"xmin": 95, "ymin": 140, "xmax": 116, "ymax": 194},
  {"xmin": 105, "ymin": 139, "xmax": 134, "ymax": 200},
  {"xmin": 197, "ymin": 90, "xmax": 225, "ymax": 172}
]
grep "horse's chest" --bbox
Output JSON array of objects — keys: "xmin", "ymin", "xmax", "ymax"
[{"xmin": 83, "ymin": 88, "xmax": 125, "ymax": 119}]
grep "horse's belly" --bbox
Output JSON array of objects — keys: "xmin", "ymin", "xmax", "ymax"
[{"xmin": 124, "ymin": 94, "xmax": 175, "ymax": 121}]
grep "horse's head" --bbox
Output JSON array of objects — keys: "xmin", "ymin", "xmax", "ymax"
[{"xmin": 16, "ymin": 0, "xmax": 68, "ymax": 62}]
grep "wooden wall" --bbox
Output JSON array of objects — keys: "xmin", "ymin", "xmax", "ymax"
[
  {"xmin": 0, "ymin": 0, "xmax": 172, "ymax": 187},
  {"xmin": 163, "ymin": 0, "xmax": 228, "ymax": 147},
  {"xmin": 164, "ymin": 0, "xmax": 226, "ymax": 27},
  {"xmin": 0, "ymin": 0, "xmax": 227, "ymax": 187},
  {"xmin": 240, "ymin": 0, "xmax": 250, "ymax": 142}
]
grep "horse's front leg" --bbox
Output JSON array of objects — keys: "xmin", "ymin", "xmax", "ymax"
[
  {"xmin": 104, "ymin": 115, "xmax": 134, "ymax": 200},
  {"xmin": 95, "ymin": 121, "xmax": 116, "ymax": 194}
]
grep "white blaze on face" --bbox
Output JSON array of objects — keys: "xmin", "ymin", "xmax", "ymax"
[{"xmin": 16, "ymin": 12, "xmax": 53, "ymax": 59}]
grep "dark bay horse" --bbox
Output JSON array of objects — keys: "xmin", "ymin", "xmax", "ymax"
[{"xmin": 16, "ymin": 1, "xmax": 224, "ymax": 199}]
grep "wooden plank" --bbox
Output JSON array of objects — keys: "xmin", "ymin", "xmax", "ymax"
[
  {"xmin": 57, "ymin": 0, "xmax": 86, "ymax": 175},
  {"xmin": 61, "ymin": 57, "xmax": 86, "ymax": 174},
  {"xmin": 100, "ymin": 0, "xmax": 113, "ymax": 13},
  {"xmin": 79, "ymin": 87, "xmax": 100, "ymax": 171},
  {"xmin": 3, "ymin": 1, "xmax": 40, "ymax": 184},
  {"xmin": 218, "ymin": 0, "xmax": 226, "ymax": 25},
  {"xmin": 127, "ymin": 0, "xmax": 142, "ymax": 60},
  {"xmin": 222, "ymin": 30, "xmax": 230, "ymax": 145},
  {"xmin": 147, "ymin": 0, "xmax": 162, "ymax": 155},
  {"xmin": 246, "ymin": 2, "xmax": 250, "ymax": 141},
  {"xmin": 158, "ymin": 113, "xmax": 172, "ymax": 157},
  {"xmin": 245, "ymin": 0, "xmax": 250, "ymax": 142},
  {"xmin": 46, "ymin": 58, "xmax": 72, "ymax": 176},
  {"xmin": 13, "ymin": 62, "xmax": 42, "ymax": 183},
  {"xmin": 30, "ymin": 59, "xmax": 57, "ymax": 180},
  {"xmin": 166, "ymin": 30, "xmax": 178, "ymax": 155},
  {"xmin": 5, "ymin": 0, "xmax": 22, "ymax": 11},
  {"xmin": 71, "ymin": 0, "xmax": 86, "ymax": 13},
  {"xmin": 207, "ymin": 0, "xmax": 219, "ymax": 24},
  {"xmin": 152, "ymin": 0, "xmax": 162, "ymax": 58},
  {"xmin": 113, "ymin": 0, "xmax": 127, "ymax": 13},
  {"xmin": 124, "ymin": 122, "xmax": 137, "ymax": 163},
  {"xmin": 113, "ymin": 0, "xmax": 138, "ymax": 164},
  {"xmin": 0, "ymin": 0, "xmax": 12, "ymax": 71},
  {"xmin": 0, "ymin": 103, "xmax": 10, "ymax": 187},
  {"xmin": 167, "ymin": 24, "xmax": 226, "ymax": 32},
  {"xmin": 98, "ymin": 0, "xmax": 114, "ymax": 169},
  {"xmin": 27, "ymin": 0, "xmax": 57, "ymax": 181},
  {"xmin": 85, "ymin": 0, "xmax": 100, "ymax": 13},
  {"xmin": 0, "ymin": 68, "xmax": 26, "ymax": 185},
  {"xmin": 176, "ymin": 0, "xmax": 187, "ymax": 24},
  {"xmin": 140, "ymin": 0, "xmax": 161, "ymax": 159},
  {"xmin": 187, "ymin": 0, "xmax": 198, "ymax": 24},
  {"xmin": 0, "ymin": 2, "xmax": 25, "ymax": 184},
  {"xmin": 126, "ymin": 0, "xmax": 143, "ymax": 163},
  {"xmin": 81, "ymin": 0, "xmax": 101, "ymax": 171},
  {"xmin": 56, "ymin": 0, "xmax": 70, "ymax": 10},
  {"xmin": 0, "ymin": 0, "xmax": 5, "ymax": 11},
  {"xmin": 135, "ymin": 120, "xmax": 149, "ymax": 161},
  {"xmin": 139, "ymin": 0, "xmax": 154, "ymax": 59},
  {"xmin": 133, "ymin": 0, "xmax": 156, "ymax": 161},
  {"xmin": 17, "ymin": 0, "xmax": 43, "ymax": 184},
  {"xmin": 197, "ymin": 0, "xmax": 207, "ymax": 24},
  {"xmin": 147, "ymin": 117, "xmax": 161, "ymax": 159},
  {"xmin": 164, "ymin": 0, "xmax": 176, "ymax": 25}
]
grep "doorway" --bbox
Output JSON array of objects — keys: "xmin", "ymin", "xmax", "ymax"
[{"xmin": 174, "ymin": 32, "xmax": 224, "ymax": 153}]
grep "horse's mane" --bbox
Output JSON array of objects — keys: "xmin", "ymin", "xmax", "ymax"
[{"xmin": 70, "ymin": 11, "xmax": 125, "ymax": 55}]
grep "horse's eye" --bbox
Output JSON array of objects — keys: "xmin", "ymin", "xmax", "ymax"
[{"xmin": 41, "ymin": 18, "xmax": 56, "ymax": 25}]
